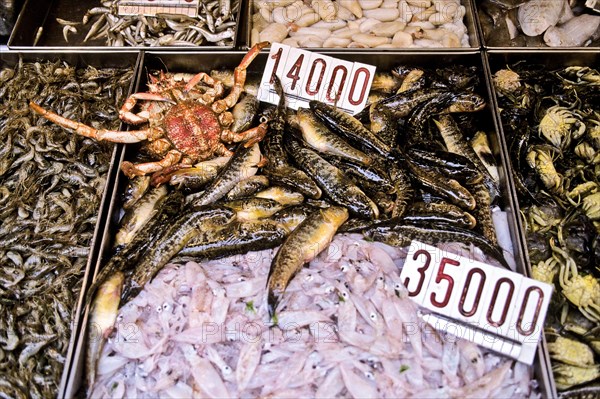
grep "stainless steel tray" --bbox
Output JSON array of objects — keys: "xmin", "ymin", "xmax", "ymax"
[
  {"xmin": 8, "ymin": 0, "xmax": 242, "ymax": 49},
  {"xmin": 243, "ymin": 0, "xmax": 480, "ymax": 49},
  {"xmin": 64, "ymin": 50, "xmax": 553, "ymax": 398},
  {"xmin": 486, "ymin": 49, "xmax": 600, "ymax": 398},
  {"xmin": 0, "ymin": 50, "xmax": 140, "ymax": 399}
]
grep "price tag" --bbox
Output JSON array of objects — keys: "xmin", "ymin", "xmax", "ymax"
[
  {"xmin": 400, "ymin": 241, "xmax": 553, "ymax": 365},
  {"xmin": 118, "ymin": 0, "xmax": 200, "ymax": 17},
  {"xmin": 257, "ymin": 43, "xmax": 376, "ymax": 114}
]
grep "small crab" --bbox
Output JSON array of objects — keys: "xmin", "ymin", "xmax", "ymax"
[
  {"xmin": 552, "ymin": 240, "xmax": 600, "ymax": 322},
  {"xmin": 552, "ymin": 363, "xmax": 600, "ymax": 391},
  {"xmin": 526, "ymin": 145, "xmax": 563, "ymax": 193},
  {"xmin": 531, "ymin": 257, "xmax": 559, "ymax": 285},
  {"xmin": 558, "ymin": 66, "xmax": 600, "ymax": 86},
  {"xmin": 492, "ymin": 69, "xmax": 521, "ymax": 96},
  {"xmin": 539, "ymin": 105, "xmax": 586, "ymax": 150},
  {"xmin": 30, "ymin": 42, "xmax": 270, "ymax": 179},
  {"xmin": 582, "ymin": 192, "xmax": 600, "ymax": 221}
]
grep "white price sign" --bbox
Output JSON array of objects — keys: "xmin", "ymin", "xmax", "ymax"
[
  {"xmin": 400, "ymin": 241, "xmax": 553, "ymax": 365},
  {"xmin": 257, "ymin": 43, "xmax": 376, "ymax": 114},
  {"xmin": 118, "ymin": 0, "xmax": 200, "ymax": 17}
]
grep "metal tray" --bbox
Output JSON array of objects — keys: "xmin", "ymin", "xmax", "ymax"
[
  {"xmin": 8, "ymin": 0, "xmax": 242, "ymax": 49},
  {"xmin": 0, "ymin": 50, "xmax": 140, "ymax": 399},
  {"xmin": 63, "ymin": 50, "xmax": 553, "ymax": 397},
  {"xmin": 486, "ymin": 50, "xmax": 600, "ymax": 398},
  {"xmin": 474, "ymin": 0, "xmax": 600, "ymax": 50},
  {"xmin": 243, "ymin": 0, "xmax": 480, "ymax": 50}
]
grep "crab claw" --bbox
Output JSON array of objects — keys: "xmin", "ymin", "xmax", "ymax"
[{"xmin": 212, "ymin": 42, "xmax": 270, "ymax": 114}]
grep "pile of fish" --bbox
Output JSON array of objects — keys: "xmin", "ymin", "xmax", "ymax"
[
  {"xmin": 73, "ymin": 58, "xmax": 522, "ymax": 396},
  {"xmin": 479, "ymin": 0, "xmax": 600, "ymax": 47},
  {"xmin": 0, "ymin": 59, "xmax": 133, "ymax": 398},
  {"xmin": 493, "ymin": 64, "xmax": 600, "ymax": 394},
  {"xmin": 252, "ymin": 0, "xmax": 471, "ymax": 48},
  {"xmin": 89, "ymin": 235, "xmax": 539, "ymax": 397},
  {"xmin": 55, "ymin": 0, "xmax": 239, "ymax": 47}
]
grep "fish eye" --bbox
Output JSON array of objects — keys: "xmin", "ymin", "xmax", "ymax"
[{"xmin": 370, "ymin": 313, "xmax": 377, "ymax": 320}]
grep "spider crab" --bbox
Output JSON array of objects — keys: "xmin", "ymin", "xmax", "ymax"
[{"xmin": 29, "ymin": 41, "xmax": 270, "ymax": 179}]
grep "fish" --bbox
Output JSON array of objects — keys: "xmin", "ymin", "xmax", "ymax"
[
  {"xmin": 178, "ymin": 219, "xmax": 288, "ymax": 259},
  {"xmin": 368, "ymin": 103, "xmax": 398, "ymax": 147},
  {"xmin": 364, "ymin": 221, "xmax": 509, "ymax": 269},
  {"xmin": 355, "ymin": 88, "xmax": 448, "ymax": 121},
  {"xmin": 231, "ymin": 93, "xmax": 259, "ymax": 133},
  {"xmin": 113, "ymin": 185, "xmax": 168, "ymax": 249},
  {"xmin": 408, "ymin": 147, "xmax": 483, "ymax": 184},
  {"xmin": 122, "ymin": 175, "xmax": 151, "ymax": 209},
  {"xmin": 469, "ymin": 181, "xmax": 499, "ymax": 246},
  {"xmin": 85, "ymin": 191, "xmax": 186, "ymax": 308},
  {"xmin": 262, "ymin": 76, "xmax": 322, "ymax": 199},
  {"xmin": 223, "ymin": 197, "xmax": 285, "ymax": 221},
  {"xmin": 297, "ymin": 108, "xmax": 372, "ymax": 166},
  {"xmin": 471, "ymin": 131, "xmax": 500, "ymax": 184},
  {"xmin": 309, "ymin": 100, "xmax": 391, "ymax": 158},
  {"xmin": 270, "ymin": 204, "xmax": 315, "ymax": 232},
  {"xmin": 405, "ymin": 201, "xmax": 477, "ymax": 230},
  {"xmin": 286, "ymin": 137, "xmax": 379, "ymax": 219},
  {"xmin": 267, "ymin": 206, "xmax": 349, "ymax": 316},
  {"xmin": 405, "ymin": 92, "xmax": 458, "ymax": 146},
  {"xmin": 189, "ymin": 143, "xmax": 262, "ymax": 207},
  {"xmin": 255, "ymin": 186, "xmax": 304, "ymax": 206},
  {"xmin": 330, "ymin": 157, "xmax": 395, "ymax": 195},
  {"xmin": 390, "ymin": 166, "xmax": 414, "ymax": 219},
  {"xmin": 121, "ymin": 204, "xmax": 236, "ymax": 302},
  {"xmin": 86, "ymin": 272, "xmax": 124, "ymax": 391},
  {"xmin": 434, "ymin": 115, "xmax": 499, "ymax": 199},
  {"xmin": 167, "ymin": 157, "xmax": 230, "ymax": 193},
  {"xmin": 404, "ymin": 159, "xmax": 476, "ymax": 210},
  {"xmin": 226, "ymin": 175, "xmax": 270, "ymax": 200}
]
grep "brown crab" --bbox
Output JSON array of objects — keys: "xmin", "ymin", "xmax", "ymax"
[{"xmin": 29, "ymin": 42, "xmax": 270, "ymax": 179}]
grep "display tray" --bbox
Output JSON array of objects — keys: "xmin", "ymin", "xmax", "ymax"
[
  {"xmin": 8, "ymin": 0, "xmax": 242, "ymax": 49},
  {"xmin": 63, "ymin": 50, "xmax": 554, "ymax": 397},
  {"xmin": 487, "ymin": 50, "xmax": 600, "ymax": 398},
  {"xmin": 474, "ymin": 0, "xmax": 600, "ymax": 49},
  {"xmin": 244, "ymin": 0, "xmax": 480, "ymax": 50},
  {"xmin": 0, "ymin": 50, "xmax": 140, "ymax": 398}
]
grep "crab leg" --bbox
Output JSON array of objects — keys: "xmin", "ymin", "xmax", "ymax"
[
  {"xmin": 221, "ymin": 121, "xmax": 268, "ymax": 148},
  {"xmin": 29, "ymin": 102, "xmax": 162, "ymax": 143},
  {"xmin": 120, "ymin": 149, "xmax": 183, "ymax": 178},
  {"xmin": 212, "ymin": 41, "xmax": 270, "ymax": 114},
  {"xmin": 119, "ymin": 93, "xmax": 175, "ymax": 124},
  {"xmin": 184, "ymin": 72, "xmax": 225, "ymax": 100}
]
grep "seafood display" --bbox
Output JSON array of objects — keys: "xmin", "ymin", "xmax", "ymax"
[
  {"xmin": 0, "ymin": 58, "xmax": 133, "ymax": 397},
  {"xmin": 89, "ymin": 236, "xmax": 540, "ymax": 397},
  {"xmin": 478, "ymin": 0, "xmax": 600, "ymax": 47},
  {"xmin": 250, "ymin": 0, "xmax": 472, "ymax": 48},
  {"xmin": 30, "ymin": 49, "xmax": 536, "ymax": 395},
  {"xmin": 49, "ymin": 0, "xmax": 240, "ymax": 47},
  {"xmin": 493, "ymin": 62, "xmax": 600, "ymax": 393}
]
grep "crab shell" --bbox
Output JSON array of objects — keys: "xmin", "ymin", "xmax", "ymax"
[{"xmin": 164, "ymin": 101, "xmax": 223, "ymax": 161}]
